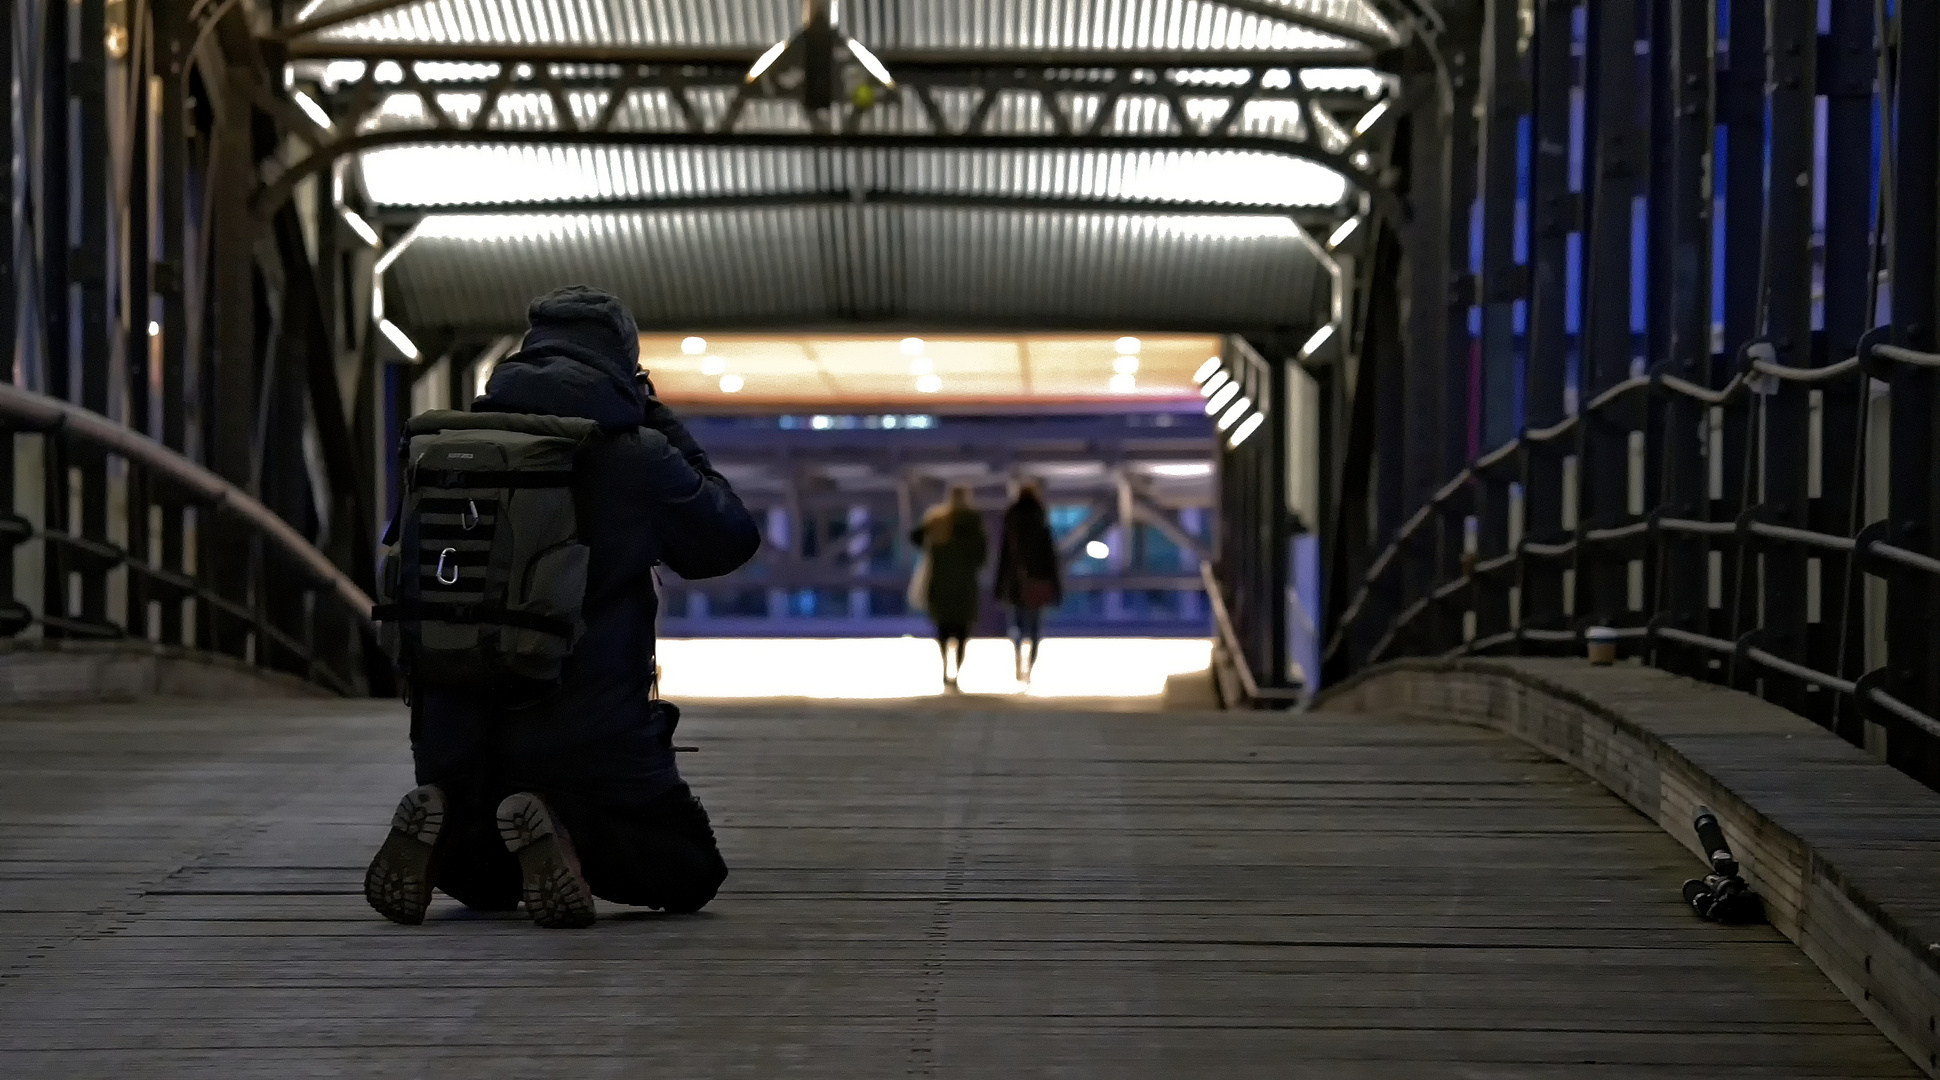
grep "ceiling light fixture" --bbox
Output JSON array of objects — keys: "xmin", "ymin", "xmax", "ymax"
[
  {"xmin": 1228, "ymin": 412, "xmax": 1266, "ymax": 449},
  {"xmin": 1326, "ymin": 217, "xmax": 1361, "ymax": 249},
  {"xmin": 1199, "ymin": 370, "xmax": 1231, "ymax": 398},
  {"xmin": 1109, "ymin": 372, "xmax": 1137, "ymax": 393},
  {"xmin": 292, "ymin": 90, "xmax": 334, "ymax": 131},
  {"xmin": 1217, "ymin": 397, "xmax": 1252, "ymax": 431},
  {"xmin": 682, "ymin": 336, "xmax": 707, "ymax": 354},
  {"xmin": 720, "ymin": 374, "xmax": 745, "ymax": 393},
  {"xmin": 1085, "ymin": 540, "xmax": 1111, "ymax": 560},
  {"xmin": 1148, "ymin": 462, "xmax": 1213, "ymax": 478},
  {"xmin": 745, "ymin": 38, "xmax": 791, "ymax": 82},
  {"xmin": 909, "ymin": 356, "xmax": 934, "ymax": 375},
  {"xmin": 1115, "ymin": 336, "xmax": 1141, "ymax": 355},
  {"xmin": 1192, "ymin": 357, "xmax": 1223, "ymax": 384},
  {"xmin": 1352, "ymin": 100, "xmax": 1389, "ymax": 136},
  {"xmin": 341, "ymin": 209, "xmax": 381, "ymax": 247},
  {"xmin": 1299, "ymin": 324, "xmax": 1336, "ymax": 359},
  {"xmin": 1113, "ymin": 355, "xmax": 1139, "ymax": 375},
  {"xmin": 147, "ymin": 321, "xmax": 160, "ymax": 337},
  {"xmin": 1205, "ymin": 381, "xmax": 1241, "ymax": 415},
  {"xmin": 701, "ymin": 356, "xmax": 726, "ymax": 376},
  {"xmin": 916, "ymin": 374, "xmax": 943, "ymax": 393},
  {"xmin": 900, "ymin": 337, "xmax": 925, "ymax": 355},
  {"xmin": 377, "ymin": 319, "xmax": 420, "ymax": 360},
  {"xmin": 846, "ymin": 36, "xmax": 896, "ymax": 88}
]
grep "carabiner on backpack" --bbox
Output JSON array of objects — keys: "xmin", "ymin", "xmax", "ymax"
[
  {"xmin": 462, "ymin": 500, "xmax": 480, "ymax": 531},
  {"xmin": 436, "ymin": 547, "xmax": 460, "ymax": 585}
]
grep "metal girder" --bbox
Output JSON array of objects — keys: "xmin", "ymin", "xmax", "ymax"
[
  {"xmin": 257, "ymin": 53, "xmax": 1402, "ymax": 222},
  {"xmin": 372, "ymin": 191, "xmax": 1344, "ymax": 234}
]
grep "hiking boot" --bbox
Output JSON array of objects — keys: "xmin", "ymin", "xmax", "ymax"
[
  {"xmin": 496, "ymin": 792, "xmax": 597, "ymax": 929},
  {"xmin": 364, "ymin": 784, "xmax": 447, "ymax": 926}
]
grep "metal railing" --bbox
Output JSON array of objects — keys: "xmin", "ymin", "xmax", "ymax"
[
  {"xmin": 0, "ymin": 383, "xmax": 376, "ymax": 695},
  {"xmin": 1203, "ymin": 561, "xmax": 1304, "ymax": 708},
  {"xmin": 1326, "ymin": 335, "xmax": 1940, "ymax": 744}
]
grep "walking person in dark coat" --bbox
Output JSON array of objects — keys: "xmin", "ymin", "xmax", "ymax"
[
  {"xmin": 994, "ymin": 480, "xmax": 1063, "ymax": 683},
  {"xmin": 364, "ymin": 285, "xmax": 762, "ymax": 929},
  {"xmin": 910, "ymin": 484, "xmax": 988, "ymax": 690}
]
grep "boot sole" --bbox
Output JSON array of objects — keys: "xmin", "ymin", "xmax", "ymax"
[
  {"xmin": 364, "ymin": 785, "xmax": 445, "ymax": 926},
  {"xmin": 496, "ymin": 794, "xmax": 597, "ymax": 929}
]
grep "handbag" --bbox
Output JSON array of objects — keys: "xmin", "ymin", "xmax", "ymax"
[
  {"xmin": 906, "ymin": 550, "xmax": 931, "ymax": 614},
  {"xmin": 1019, "ymin": 578, "xmax": 1057, "ymax": 609}
]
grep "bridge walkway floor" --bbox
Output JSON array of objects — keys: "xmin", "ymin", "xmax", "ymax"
[{"xmin": 0, "ymin": 696, "xmax": 1916, "ymax": 1078}]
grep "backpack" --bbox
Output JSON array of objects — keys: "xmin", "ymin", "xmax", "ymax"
[{"xmin": 373, "ymin": 410, "xmax": 600, "ymax": 693}]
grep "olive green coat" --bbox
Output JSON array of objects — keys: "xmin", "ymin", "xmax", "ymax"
[{"xmin": 913, "ymin": 508, "xmax": 988, "ymax": 629}]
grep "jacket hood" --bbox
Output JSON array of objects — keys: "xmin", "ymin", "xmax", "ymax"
[
  {"xmin": 473, "ymin": 286, "xmax": 645, "ymax": 430},
  {"xmin": 475, "ymin": 341, "xmax": 643, "ymax": 430}
]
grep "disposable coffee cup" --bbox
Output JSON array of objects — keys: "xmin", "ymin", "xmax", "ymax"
[{"xmin": 1586, "ymin": 626, "xmax": 1618, "ymax": 665}]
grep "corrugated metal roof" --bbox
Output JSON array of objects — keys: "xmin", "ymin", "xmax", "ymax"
[
  {"xmin": 303, "ymin": 0, "xmax": 1393, "ymax": 52},
  {"xmin": 383, "ymin": 205, "xmax": 1326, "ymax": 332},
  {"xmin": 358, "ymin": 144, "xmax": 1350, "ymax": 208}
]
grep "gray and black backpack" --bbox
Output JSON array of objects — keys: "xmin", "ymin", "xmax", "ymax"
[{"xmin": 373, "ymin": 410, "xmax": 601, "ymax": 692}]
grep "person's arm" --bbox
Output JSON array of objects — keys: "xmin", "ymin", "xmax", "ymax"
[
  {"xmin": 617, "ymin": 423, "xmax": 762, "ymax": 581},
  {"xmin": 636, "ymin": 373, "xmax": 718, "ymax": 477}
]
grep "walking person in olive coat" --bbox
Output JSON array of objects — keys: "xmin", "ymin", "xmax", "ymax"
[
  {"xmin": 994, "ymin": 480, "xmax": 1063, "ymax": 683},
  {"xmin": 911, "ymin": 484, "xmax": 988, "ymax": 690}
]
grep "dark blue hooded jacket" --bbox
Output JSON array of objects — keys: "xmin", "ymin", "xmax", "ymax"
[{"xmin": 410, "ymin": 286, "xmax": 760, "ymax": 807}]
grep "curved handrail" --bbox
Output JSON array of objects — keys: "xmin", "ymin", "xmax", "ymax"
[
  {"xmin": 1200, "ymin": 560, "xmax": 1304, "ymax": 705},
  {"xmin": 0, "ymin": 382, "xmax": 375, "ymax": 624}
]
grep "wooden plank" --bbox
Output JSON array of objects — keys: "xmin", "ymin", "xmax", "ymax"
[{"xmin": 0, "ymin": 697, "xmax": 1919, "ymax": 1077}]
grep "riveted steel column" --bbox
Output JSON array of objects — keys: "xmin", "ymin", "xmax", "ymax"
[
  {"xmin": 153, "ymin": 0, "xmax": 188, "ymax": 645},
  {"xmin": 1434, "ymin": 2, "xmax": 1483, "ymax": 656},
  {"xmin": 73, "ymin": 0, "xmax": 111, "ymax": 630},
  {"xmin": 1472, "ymin": 0, "xmax": 1532, "ymax": 644},
  {"xmin": 1648, "ymin": 0, "xmax": 1715, "ymax": 677},
  {"xmin": 1713, "ymin": 0, "xmax": 1766, "ymax": 660},
  {"xmin": 1815, "ymin": 0, "xmax": 1879, "ymax": 730},
  {"xmin": 1518, "ymin": 0, "xmax": 1577, "ymax": 646},
  {"xmin": 1752, "ymin": 0, "xmax": 1817, "ymax": 714},
  {"xmin": 1573, "ymin": 0, "xmax": 1646, "ymax": 632},
  {"xmin": 1886, "ymin": 0, "xmax": 1940, "ymax": 724}
]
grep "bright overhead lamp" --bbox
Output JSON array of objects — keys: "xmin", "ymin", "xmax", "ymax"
[
  {"xmin": 371, "ymin": 280, "xmax": 385, "ymax": 320},
  {"xmin": 1326, "ymin": 217, "xmax": 1361, "ymax": 249},
  {"xmin": 292, "ymin": 90, "xmax": 334, "ymax": 131},
  {"xmin": 377, "ymin": 319, "xmax": 419, "ymax": 360},
  {"xmin": 1109, "ymin": 372, "xmax": 1137, "ymax": 394},
  {"xmin": 1115, "ymin": 336, "xmax": 1141, "ymax": 355},
  {"xmin": 1299, "ymin": 324, "xmax": 1336, "ymax": 359},
  {"xmin": 746, "ymin": 38, "xmax": 791, "ymax": 82},
  {"xmin": 1352, "ymin": 100, "xmax": 1389, "ymax": 136},
  {"xmin": 1148, "ymin": 462, "xmax": 1213, "ymax": 478},
  {"xmin": 1217, "ymin": 396, "xmax": 1252, "ymax": 431},
  {"xmin": 1205, "ymin": 381, "xmax": 1241, "ymax": 416},
  {"xmin": 1192, "ymin": 357, "xmax": 1222, "ymax": 384},
  {"xmin": 147, "ymin": 321, "xmax": 160, "ymax": 337},
  {"xmin": 682, "ymin": 336, "xmax": 707, "ymax": 354},
  {"xmin": 900, "ymin": 337, "xmax": 925, "ymax": 355},
  {"xmin": 909, "ymin": 356, "xmax": 934, "ymax": 375},
  {"xmin": 916, "ymin": 374, "xmax": 943, "ymax": 393},
  {"xmin": 1228, "ymin": 412, "xmax": 1266, "ymax": 449},
  {"xmin": 1113, "ymin": 355, "xmax": 1139, "ymax": 375},
  {"xmin": 846, "ymin": 36, "xmax": 896, "ymax": 88},
  {"xmin": 341, "ymin": 209, "xmax": 381, "ymax": 247},
  {"xmin": 1085, "ymin": 540, "xmax": 1111, "ymax": 560},
  {"xmin": 719, "ymin": 374, "xmax": 745, "ymax": 393},
  {"xmin": 1199, "ymin": 370, "xmax": 1231, "ymax": 398},
  {"xmin": 294, "ymin": 0, "xmax": 328, "ymax": 19},
  {"xmin": 701, "ymin": 356, "xmax": 726, "ymax": 376}
]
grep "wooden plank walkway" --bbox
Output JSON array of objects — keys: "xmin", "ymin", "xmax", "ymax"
[{"xmin": 0, "ymin": 696, "xmax": 1918, "ymax": 1078}]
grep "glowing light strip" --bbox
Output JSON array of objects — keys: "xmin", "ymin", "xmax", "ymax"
[
  {"xmin": 1199, "ymin": 370, "xmax": 1231, "ymax": 398},
  {"xmin": 846, "ymin": 36, "xmax": 896, "ymax": 87},
  {"xmin": 1205, "ymin": 381, "xmax": 1241, "ymax": 416},
  {"xmin": 1192, "ymin": 357, "xmax": 1223, "ymax": 384},
  {"xmin": 1326, "ymin": 217, "xmax": 1361, "ymax": 248},
  {"xmin": 1216, "ymin": 396, "xmax": 1252, "ymax": 431},
  {"xmin": 1353, "ymin": 101, "xmax": 1390, "ymax": 136},
  {"xmin": 292, "ymin": 90, "xmax": 334, "ymax": 131},
  {"xmin": 746, "ymin": 38, "xmax": 791, "ymax": 82},
  {"xmin": 341, "ymin": 208, "xmax": 381, "ymax": 247},
  {"xmin": 1228, "ymin": 411, "xmax": 1267, "ymax": 449},
  {"xmin": 1299, "ymin": 324, "xmax": 1335, "ymax": 359},
  {"xmin": 377, "ymin": 319, "xmax": 420, "ymax": 360}
]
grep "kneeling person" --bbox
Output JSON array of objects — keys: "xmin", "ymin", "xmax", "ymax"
[{"xmin": 364, "ymin": 286, "xmax": 760, "ymax": 928}]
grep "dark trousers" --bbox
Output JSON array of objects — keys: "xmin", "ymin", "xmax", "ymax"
[{"xmin": 432, "ymin": 778, "xmax": 728, "ymax": 914}]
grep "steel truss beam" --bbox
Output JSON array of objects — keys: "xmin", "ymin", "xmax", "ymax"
[{"xmin": 256, "ymin": 52, "xmax": 1405, "ymax": 223}]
